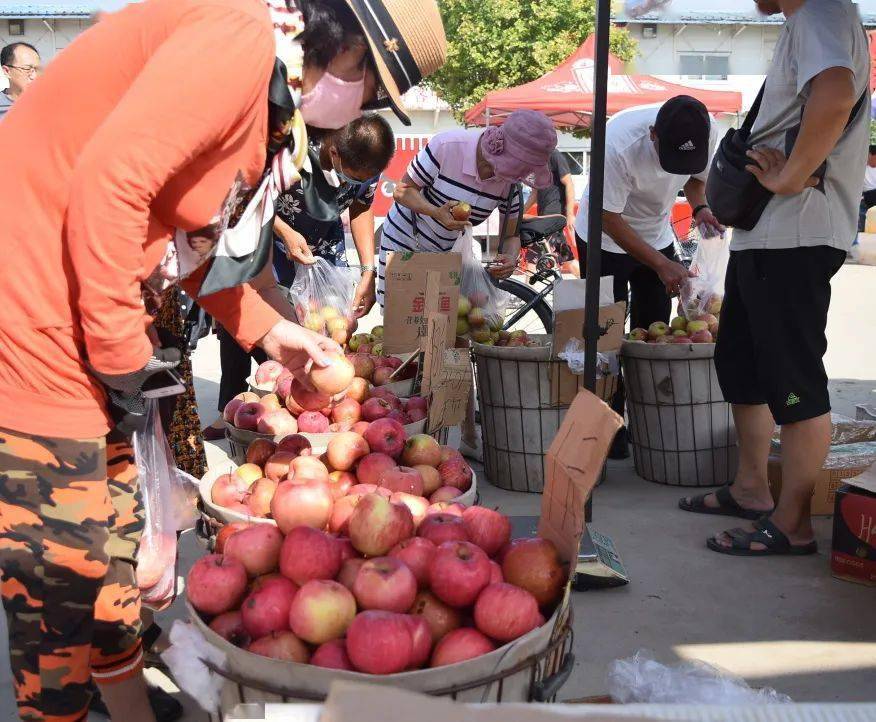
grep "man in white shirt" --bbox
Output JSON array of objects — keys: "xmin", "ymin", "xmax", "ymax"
[{"xmin": 575, "ymin": 96, "xmax": 722, "ymax": 457}]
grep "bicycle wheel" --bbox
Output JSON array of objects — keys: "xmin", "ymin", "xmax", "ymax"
[{"xmin": 499, "ymin": 278, "xmax": 554, "ymax": 334}]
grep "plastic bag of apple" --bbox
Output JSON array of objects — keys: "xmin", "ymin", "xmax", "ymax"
[
  {"xmin": 188, "ymin": 491, "xmax": 566, "ymax": 675},
  {"xmin": 626, "ymin": 299, "xmax": 721, "ymax": 346},
  {"xmin": 228, "ymin": 354, "xmax": 424, "ymax": 440},
  {"xmin": 454, "ymin": 226, "xmax": 513, "ymax": 344},
  {"xmin": 289, "ymin": 257, "xmax": 359, "ymax": 346}
]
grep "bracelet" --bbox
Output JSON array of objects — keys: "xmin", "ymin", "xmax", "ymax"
[
  {"xmin": 360, "ymin": 264, "xmax": 376, "ymax": 273},
  {"xmin": 692, "ymin": 204, "xmax": 709, "ymax": 217}
]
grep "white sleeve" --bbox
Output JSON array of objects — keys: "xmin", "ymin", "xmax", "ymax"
[
  {"xmin": 407, "ymin": 137, "xmax": 442, "ymax": 188},
  {"xmin": 694, "ymin": 121, "xmax": 720, "ymax": 183},
  {"xmin": 601, "ymin": 146, "xmax": 632, "ymax": 214}
]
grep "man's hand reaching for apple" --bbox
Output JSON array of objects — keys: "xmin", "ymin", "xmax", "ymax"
[{"xmin": 259, "ymin": 320, "xmax": 342, "ymax": 382}]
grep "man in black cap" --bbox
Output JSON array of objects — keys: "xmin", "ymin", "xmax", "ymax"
[{"xmin": 575, "ymin": 95, "xmax": 723, "ymax": 458}]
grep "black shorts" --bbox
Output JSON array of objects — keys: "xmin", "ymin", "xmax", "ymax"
[{"xmin": 714, "ymin": 246, "xmax": 845, "ymax": 425}]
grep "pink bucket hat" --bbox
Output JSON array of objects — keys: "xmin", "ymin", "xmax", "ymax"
[{"xmin": 479, "ymin": 110, "xmax": 557, "ymax": 189}]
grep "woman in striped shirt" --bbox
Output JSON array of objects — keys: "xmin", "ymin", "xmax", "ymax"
[{"xmin": 377, "ymin": 110, "xmax": 559, "ymax": 304}]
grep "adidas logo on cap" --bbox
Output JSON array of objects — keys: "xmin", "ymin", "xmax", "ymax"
[{"xmin": 679, "ymin": 140, "xmax": 696, "ymax": 151}]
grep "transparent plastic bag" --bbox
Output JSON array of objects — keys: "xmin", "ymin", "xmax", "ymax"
[
  {"xmin": 454, "ymin": 226, "xmax": 512, "ymax": 342},
  {"xmin": 132, "ymin": 399, "xmax": 198, "ymax": 608},
  {"xmin": 557, "ymin": 339, "xmax": 617, "ymax": 377},
  {"xmin": 288, "ymin": 257, "xmax": 358, "ymax": 345},
  {"xmin": 679, "ymin": 233, "xmax": 729, "ymax": 321},
  {"xmin": 608, "ymin": 650, "xmax": 792, "ymax": 704}
]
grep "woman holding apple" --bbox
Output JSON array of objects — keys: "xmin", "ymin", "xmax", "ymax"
[{"xmin": 0, "ymin": 0, "xmax": 445, "ymax": 719}]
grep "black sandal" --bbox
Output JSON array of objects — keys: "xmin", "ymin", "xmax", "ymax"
[
  {"xmin": 707, "ymin": 518, "xmax": 818, "ymax": 557},
  {"xmin": 679, "ymin": 485, "xmax": 772, "ymax": 520}
]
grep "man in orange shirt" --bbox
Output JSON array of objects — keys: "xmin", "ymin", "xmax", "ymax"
[{"xmin": 0, "ymin": 0, "xmax": 446, "ymax": 720}]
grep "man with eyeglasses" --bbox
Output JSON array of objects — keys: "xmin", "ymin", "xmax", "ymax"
[{"xmin": 1, "ymin": 42, "xmax": 41, "ymax": 121}]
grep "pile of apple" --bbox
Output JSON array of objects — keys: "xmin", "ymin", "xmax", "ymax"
[
  {"xmin": 455, "ymin": 293, "xmax": 506, "ymax": 345},
  {"xmin": 296, "ymin": 301, "xmax": 358, "ymax": 346},
  {"xmin": 225, "ymin": 357, "xmax": 427, "ymax": 437},
  {"xmin": 210, "ymin": 424, "xmax": 474, "ymax": 521},
  {"xmin": 627, "ymin": 295, "xmax": 722, "ymax": 345},
  {"xmin": 189, "ymin": 500, "xmax": 566, "ymax": 673}
]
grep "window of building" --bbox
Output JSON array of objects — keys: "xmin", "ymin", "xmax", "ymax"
[
  {"xmin": 678, "ymin": 54, "xmax": 729, "ymax": 81},
  {"xmin": 560, "ymin": 150, "xmax": 586, "ymax": 175}
]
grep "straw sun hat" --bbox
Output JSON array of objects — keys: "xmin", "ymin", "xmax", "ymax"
[{"xmin": 343, "ymin": 0, "xmax": 447, "ymax": 125}]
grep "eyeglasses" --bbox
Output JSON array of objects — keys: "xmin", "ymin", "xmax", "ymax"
[{"xmin": 5, "ymin": 65, "xmax": 41, "ymax": 77}]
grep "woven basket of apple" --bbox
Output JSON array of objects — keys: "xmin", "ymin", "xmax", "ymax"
[
  {"xmin": 223, "ymin": 357, "xmax": 428, "ymax": 463},
  {"xmin": 471, "ymin": 335, "xmax": 614, "ymax": 493},
  {"xmin": 185, "ymin": 501, "xmax": 573, "ymax": 708},
  {"xmin": 620, "ymin": 303, "xmax": 738, "ymax": 487}
]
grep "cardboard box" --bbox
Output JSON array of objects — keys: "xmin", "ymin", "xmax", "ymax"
[
  {"xmin": 382, "ymin": 251, "xmax": 461, "ymax": 353},
  {"xmin": 830, "ymin": 464, "xmax": 876, "ymax": 586},
  {"xmin": 767, "ymin": 458, "xmax": 870, "ymax": 517}
]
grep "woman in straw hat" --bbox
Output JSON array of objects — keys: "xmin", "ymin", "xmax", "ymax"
[{"xmin": 0, "ymin": 1, "xmax": 444, "ymax": 721}]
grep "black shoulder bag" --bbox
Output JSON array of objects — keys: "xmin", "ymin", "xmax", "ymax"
[{"xmin": 707, "ymin": 82, "xmax": 867, "ymax": 231}]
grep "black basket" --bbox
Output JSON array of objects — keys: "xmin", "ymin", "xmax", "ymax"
[{"xmin": 621, "ymin": 342, "xmax": 738, "ymax": 487}]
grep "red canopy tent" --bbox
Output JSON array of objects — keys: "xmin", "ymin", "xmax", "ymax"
[{"xmin": 465, "ymin": 35, "xmax": 743, "ymax": 128}]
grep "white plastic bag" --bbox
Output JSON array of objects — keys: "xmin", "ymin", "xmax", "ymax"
[
  {"xmin": 557, "ymin": 339, "xmax": 617, "ymax": 378},
  {"xmin": 608, "ymin": 650, "xmax": 792, "ymax": 704},
  {"xmin": 680, "ymin": 234, "xmax": 729, "ymax": 320},
  {"xmin": 288, "ymin": 257, "xmax": 358, "ymax": 344},
  {"xmin": 132, "ymin": 399, "xmax": 197, "ymax": 608},
  {"xmin": 453, "ymin": 226, "xmax": 512, "ymax": 341},
  {"xmin": 161, "ymin": 620, "xmax": 227, "ymax": 715}
]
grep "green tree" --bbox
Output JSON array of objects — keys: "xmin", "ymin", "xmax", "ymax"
[{"xmin": 429, "ymin": 0, "xmax": 638, "ymax": 121}]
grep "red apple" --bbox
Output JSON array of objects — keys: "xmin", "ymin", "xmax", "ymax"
[
  {"xmin": 224, "ymin": 524, "xmax": 283, "ymax": 577},
  {"xmin": 387, "ymin": 409, "xmax": 412, "ymax": 425},
  {"xmin": 335, "ymin": 536, "xmax": 357, "ymax": 562},
  {"xmin": 405, "ymin": 396, "xmax": 428, "ymax": 414},
  {"xmin": 428, "ymin": 486, "xmax": 461, "ymax": 505},
  {"xmin": 353, "ymin": 556, "xmax": 418, "ymax": 613},
  {"xmin": 255, "ymin": 360, "xmax": 285, "ymax": 386},
  {"xmin": 429, "ymin": 541, "xmax": 491, "ymax": 608},
  {"xmin": 430, "ymin": 628, "xmax": 495, "ymax": 668},
  {"xmin": 346, "ymin": 611, "xmax": 413, "ymax": 674},
  {"xmin": 407, "ymin": 407, "xmax": 427, "ymax": 423},
  {"xmin": 450, "ymin": 201, "xmax": 471, "ymax": 222},
  {"xmin": 404, "ymin": 615, "xmax": 432, "ymax": 669},
  {"xmin": 488, "ymin": 560, "xmax": 504, "ymax": 584},
  {"xmin": 356, "ymin": 452, "xmax": 397, "ymax": 486},
  {"xmin": 346, "ymin": 378, "xmax": 370, "ymax": 404},
  {"xmin": 308, "ymin": 353, "xmax": 355, "ymax": 395},
  {"xmin": 389, "ymin": 492, "xmax": 430, "ymax": 526},
  {"xmin": 327, "ymin": 470, "xmax": 356, "ymax": 500},
  {"xmin": 187, "ymin": 554, "xmax": 247, "ymax": 615},
  {"xmin": 290, "ymin": 455, "xmax": 330, "ymax": 482},
  {"xmin": 297, "ymin": 411, "xmax": 330, "ymax": 433},
  {"xmin": 461, "ymin": 507, "xmax": 511, "ymax": 557},
  {"xmin": 259, "ymin": 393, "xmax": 283, "ymax": 413},
  {"xmin": 234, "ymin": 402, "xmax": 266, "ymax": 431},
  {"xmin": 364, "ymin": 418, "xmax": 407, "ymax": 459},
  {"xmin": 439, "ymin": 445, "xmax": 464, "ymax": 464},
  {"xmin": 389, "ymin": 537, "xmax": 436, "ymax": 588},
  {"xmin": 287, "ymin": 378, "xmax": 332, "ymax": 413},
  {"xmin": 372, "ymin": 367, "xmax": 395, "ymax": 387},
  {"xmin": 337, "ymin": 557, "xmax": 366, "ymax": 592},
  {"xmin": 246, "ymin": 479, "xmax": 277, "ymax": 518},
  {"xmin": 279, "ymin": 526, "xmax": 342, "ymax": 585},
  {"xmin": 408, "ymin": 591, "xmax": 461, "ymax": 644},
  {"xmin": 426, "ymin": 501, "xmax": 465, "ymax": 517},
  {"xmin": 351, "ymin": 420, "xmax": 371, "ymax": 435},
  {"xmin": 348, "ymin": 493, "xmax": 415, "ymax": 557},
  {"xmin": 348, "ymin": 353, "xmax": 375, "ymax": 380},
  {"xmin": 378, "ymin": 466, "xmax": 424, "ymax": 496},
  {"xmin": 501, "ymin": 538, "xmax": 566, "ymax": 607},
  {"xmin": 257, "ymin": 409, "xmax": 298, "ymax": 436},
  {"xmin": 310, "ymin": 639, "xmax": 353, "ymax": 670},
  {"xmin": 474, "ymin": 583, "xmax": 540, "ymax": 642},
  {"xmin": 208, "ymin": 610, "xmax": 250, "ymax": 648},
  {"xmin": 328, "ymin": 421, "xmax": 353, "ymax": 433},
  {"xmin": 264, "ymin": 451, "xmax": 296, "ymax": 482},
  {"xmin": 328, "ymin": 493, "xmax": 362, "ymax": 535},
  {"xmin": 223, "ymin": 398, "xmax": 244, "ymax": 424},
  {"xmin": 331, "ymin": 398, "xmax": 362, "ymax": 425},
  {"xmin": 211, "ymin": 474, "xmax": 248, "ymax": 508},
  {"xmin": 288, "ymin": 579, "xmax": 357, "ymax": 645},
  {"xmin": 326, "ymin": 432, "xmax": 370, "ymax": 471},
  {"xmin": 276, "ymin": 434, "xmax": 312, "ymax": 457},
  {"xmin": 401, "ymin": 434, "xmax": 442, "ymax": 467},
  {"xmin": 246, "ymin": 439, "xmax": 278, "ymax": 467},
  {"xmin": 240, "ymin": 575, "xmax": 298, "ymax": 639},
  {"xmin": 368, "ymin": 387, "xmax": 402, "ymax": 409},
  {"xmin": 215, "ymin": 521, "xmax": 251, "ymax": 553},
  {"xmin": 246, "ymin": 631, "xmax": 310, "ymax": 663},
  {"xmin": 361, "ymin": 397, "xmax": 392, "ymax": 422},
  {"xmin": 418, "ymin": 513, "xmax": 469, "ymax": 546},
  {"xmin": 276, "ymin": 375, "xmax": 295, "ymax": 402},
  {"xmin": 438, "ymin": 457, "xmax": 473, "ymax": 492},
  {"xmin": 271, "ymin": 480, "xmax": 333, "ymax": 533}
]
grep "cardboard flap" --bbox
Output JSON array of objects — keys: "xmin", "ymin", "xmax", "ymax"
[
  {"xmin": 538, "ymin": 391, "xmax": 623, "ymax": 573},
  {"xmin": 322, "ymin": 681, "xmax": 657, "ymax": 722},
  {"xmin": 428, "ymin": 346, "xmax": 473, "ymax": 433}
]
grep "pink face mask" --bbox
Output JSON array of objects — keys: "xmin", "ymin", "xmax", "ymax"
[{"xmin": 300, "ymin": 71, "xmax": 365, "ymax": 130}]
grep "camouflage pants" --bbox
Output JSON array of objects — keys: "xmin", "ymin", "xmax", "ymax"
[{"xmin": 0, "ymin": 428, "xmax": 144, "ymax": 722}]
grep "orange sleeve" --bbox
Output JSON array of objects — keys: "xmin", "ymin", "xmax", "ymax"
[{"xmin": 66, "ymin": 8, "xmax": 274, "ymax": 375}]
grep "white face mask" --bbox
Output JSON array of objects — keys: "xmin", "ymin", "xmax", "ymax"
[{"xmin": 300, "ymin": 71, "xmax": 365, "ymax": 130}]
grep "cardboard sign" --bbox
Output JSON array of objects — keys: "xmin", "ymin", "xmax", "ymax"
[
  {"xmin": 550, "ymin": 301, "xmax": 626, "ymax": 405},
  {"xmin": 539, "ymin": 391, "xmax": 623, "ymax": 578},
  {"xmin": 382, "ymin": 250, "xmax": 461, "ymax": 354},
  {"xmin": 427, "ymin": 346, "xmax": 472, "ymax": 433}
]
